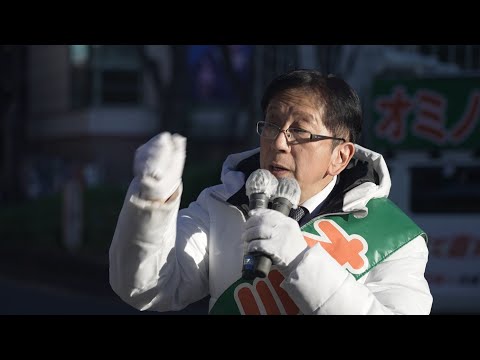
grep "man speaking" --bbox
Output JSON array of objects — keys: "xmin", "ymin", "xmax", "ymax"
[{"xmin": 109, "ymin": 69, "xmax": 433, "ymax": 315}]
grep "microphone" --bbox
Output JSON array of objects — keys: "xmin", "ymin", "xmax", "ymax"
[
  {"xmin": 248, "ymin": 177, "xmax": 301, "ymax": 279},
  {"xmin": 271, "ymin": 177, "xmax": 301, "ymax": 216},
  {"xmin": 242, "ymin": 169, "xmax": 278, "ymax": 280}
]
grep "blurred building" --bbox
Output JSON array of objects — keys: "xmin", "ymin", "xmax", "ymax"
[
  {"xmin": 2, "ymin": 44, "xmax": 479, "ymax": 200},
  {"xmin": 2, "ymin": 45, "xmax": 261, "ymax": 200},
  {"xmin": 25, "ymin": 45, "xmax": 161, "ymax": 191}
]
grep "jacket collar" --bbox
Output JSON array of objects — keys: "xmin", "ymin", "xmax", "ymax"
[
  {"xmin": 225, "ymin": 145, "xmax": 385, "ymax": 218},
  {"xmin": 226, "ymin": 152, "xmax": 260, "ymax": 208}
]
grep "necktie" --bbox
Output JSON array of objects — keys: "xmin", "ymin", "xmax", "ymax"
[{"xmin": 289, "ymin": 206, "xmax": 306, "ymax": 222}]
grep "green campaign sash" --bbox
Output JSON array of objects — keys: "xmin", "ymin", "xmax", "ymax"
[{"xmin": 210, "ymin": 198, "xmax": 426, "ymax": 315}]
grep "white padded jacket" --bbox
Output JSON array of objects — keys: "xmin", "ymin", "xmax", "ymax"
[{"xmin": 109, "ymin": 145, "xmax": 433, "ymax": 314}]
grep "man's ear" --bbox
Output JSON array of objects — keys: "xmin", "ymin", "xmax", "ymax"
[{"xmin": 328, "ymin": 142, "xmax": 355, "ymax": 176}]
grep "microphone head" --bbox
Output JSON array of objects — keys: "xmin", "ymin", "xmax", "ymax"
[
  {"xmin": 245, "ymin": 169, "xmax": 278, "ymax": 198},
  {"xmin": 273, "ymin": 177, "xmax": 301, "ymax": 208}
]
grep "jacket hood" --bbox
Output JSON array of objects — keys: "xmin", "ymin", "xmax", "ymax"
[
  {"xmin": 220, "ymin": 147, "xmax": 260, "ymax": 198},
  {"xmin": 342, "ymin": 144, "xmax": 391, "ymax": 218},
  {"xmin": 219, "ymin": 145, "xmax": 391, "ymax": 218}
]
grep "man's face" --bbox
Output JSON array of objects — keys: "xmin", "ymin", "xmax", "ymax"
[{"xmin": 260, "ymin": 89, "xmax": 337, "ymax": 204}]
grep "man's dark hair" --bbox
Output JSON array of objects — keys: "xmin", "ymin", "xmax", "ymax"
[{"xmin": 260, "ymin": 69, "xmax": 362, "ymax": 144}]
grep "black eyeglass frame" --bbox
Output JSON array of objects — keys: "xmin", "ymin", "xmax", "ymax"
[{"xmin": 256, "ymin": 121, "xmax": 346, "ymax": 143}]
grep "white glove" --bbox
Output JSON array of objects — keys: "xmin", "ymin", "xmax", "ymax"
[
  {"xmin": 242, "ymin": 208, "xmax": 308, "ymax": 274},
  {"xmin": 133, "ymin": 132, "xmax": 186, "ymax": 201}
]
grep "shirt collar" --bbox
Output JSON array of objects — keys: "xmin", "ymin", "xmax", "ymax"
[{"xmin": 301, "ymin": 175, "xmax": 338, "ymax": 215}]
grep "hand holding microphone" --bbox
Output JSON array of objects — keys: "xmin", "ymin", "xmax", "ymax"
[
  {"xmin": 242, "ymin": 169, "xmax": 278, "ymax": 280},
  {"xmin": 243, "ymin": 207, "xmax": 307, "ymax": 274},
  {"xmin": 242, "ymin": 172, "xmax": 305, "ymax": 279},
  {"xmin": 133, "ymin": 132, "xmax": 186, "ymax": 201}
]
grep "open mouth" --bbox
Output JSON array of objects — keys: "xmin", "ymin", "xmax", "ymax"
[{"xmin": 270, "ymin": 164, "xmax": 290, "ymax": 176}]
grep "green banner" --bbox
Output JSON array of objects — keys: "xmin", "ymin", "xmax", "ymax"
[
  {"xmin": 369, "ymin": 77, "xmax": 480, "ymax": 150},
  {"xmin": 210, "ymin": 198, "xmax": 425, "ymax": 315}
]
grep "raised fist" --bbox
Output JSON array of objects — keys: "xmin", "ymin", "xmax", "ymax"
[{"xmin": 134, "ymin": 132, "xmax": 186, "ymax": 200}]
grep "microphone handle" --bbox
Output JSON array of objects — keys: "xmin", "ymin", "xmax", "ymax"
[
  {"xmin": 242, "ymin": 252, "xmax": 272, "ymax": 280},
  {"xmin": 271, "ymin": 197, "xmax": 293, "ymax": 216},
  {"xmin": 242, "ymin": 197, "xmax": 294, "ymax": 280},
  {"xmin": 254, "ymin": 197, "xmax": 294, "ymax": 278},
  {"xmin": 248, "ymin": 193, "xmax": 270, "ymax": 210},
  {"xmin": 242, "ymin": 193, "xmax": 271, "ymax": 280}
]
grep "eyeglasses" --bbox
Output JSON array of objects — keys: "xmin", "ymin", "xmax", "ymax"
[{"xmin": 256, "ymin": 121, "xmax": 346, "ymax": 143}]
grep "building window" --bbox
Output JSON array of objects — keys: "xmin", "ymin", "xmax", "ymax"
[{"xmin": 69, "ymin": 45, "xmax": 142, "ymax": 108}]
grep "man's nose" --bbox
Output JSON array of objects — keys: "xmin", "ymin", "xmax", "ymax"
[{"xmin": 272, "ymin": 128, "xmax": 291, "ymax": 150}]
